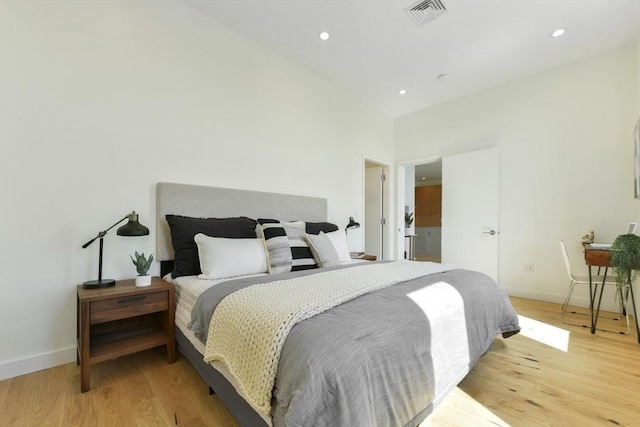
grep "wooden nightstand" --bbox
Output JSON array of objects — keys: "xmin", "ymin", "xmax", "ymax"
[
  {"xmin": 76, "ymin": 276, "xmax": 175, "ymax": 392},
  {"xmin": 350, "ymin": 252, "xmax": 377, "ymax": 261}
]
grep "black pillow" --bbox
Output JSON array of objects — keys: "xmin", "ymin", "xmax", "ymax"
[
  {"xmin": 166, "ymin": 215, "xmax": 257, "ymax": 278},
  {"xmin": 305, "ymin": 222, "xmax": 339, "ymax": 235}
]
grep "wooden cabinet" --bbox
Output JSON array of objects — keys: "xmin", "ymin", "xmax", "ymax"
[
  {"xmin": 76, "ymin": 277, "xmax": 175, "ymax": 392},
  {"xmin": 415, "ymin": 185, "xmax": 442, "ymax": 227}
]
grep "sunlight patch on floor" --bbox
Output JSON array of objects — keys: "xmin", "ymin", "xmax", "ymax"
[
  {"xmin": 420, "ymin": 387, "xmax": 510, "ymax": 427},
  {"xmin": 517, "ymin": 314, "xmax": 570, "ymax": 352}
]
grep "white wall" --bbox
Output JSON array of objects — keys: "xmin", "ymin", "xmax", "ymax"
[
  {"xmin": 395, "ymin": 44, "xmax": 640, "ymax": 313},
  {"xmin": 0, "ymin": 1, "xmax": 393, "ymax": 379}
]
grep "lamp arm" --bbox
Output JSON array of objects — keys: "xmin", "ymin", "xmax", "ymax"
[{"xmin": 81, "ymin": 215, "xmax": 128, "ymax": 249}]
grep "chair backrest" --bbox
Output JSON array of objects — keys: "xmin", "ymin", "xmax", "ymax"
[{"xmin": 559, "ymin": 240, "xmax": 574, "ymax": 281}]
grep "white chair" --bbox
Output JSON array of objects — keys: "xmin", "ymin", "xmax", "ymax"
[{"xmin": 559, "ymin": 240, "xmax": 629, "ymax": 333}]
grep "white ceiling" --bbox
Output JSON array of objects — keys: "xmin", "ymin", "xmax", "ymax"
[
  {"xmin": 415, "ymin": 160, "xmax": 443, "ymax": 184},
  {"xmin": 183, "ymin": 0, "xmax": 640, "ymax": 118}
]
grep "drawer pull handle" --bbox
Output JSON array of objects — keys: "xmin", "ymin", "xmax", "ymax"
[{"xmin": 118, "ymin": 295, "xmax": 146, "ymax": 303}]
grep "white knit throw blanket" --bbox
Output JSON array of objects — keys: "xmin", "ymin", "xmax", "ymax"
[{"xmin": 203, "ymin": 261, "xmax": 454, "ymax": 420}]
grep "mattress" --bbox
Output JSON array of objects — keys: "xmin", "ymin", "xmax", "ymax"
[
  {"xmin": 168, "ymin": 261, "xmax": 520, "ymax": 427},
  {"xmin": 171, "ymin": 273, "xmax": 263, "ymax": 355},
  {"xmin": 170, "ymin": 260, "xmax": 368, "ymax": 353},
  {"xmin": 168, "ymin": 259, "xmax": 371, "ymax": 426}
]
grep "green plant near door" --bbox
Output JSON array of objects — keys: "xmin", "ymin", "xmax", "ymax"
[
  {"xmin": 610, "ymin": 233, "xmax": 640, "ymax": 286},
  {"xmin": 404, "ymin": 212, "xmax": 414, "ymax": 228}
]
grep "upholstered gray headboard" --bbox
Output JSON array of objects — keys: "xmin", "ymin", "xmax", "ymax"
[{"xmin": 156, "ymin": 182, "xmax": 328, "ymax": 262}]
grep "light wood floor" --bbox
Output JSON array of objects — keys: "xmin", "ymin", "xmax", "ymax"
[
  {"xmin": 415, "ymin": 253, "xmax": 442, "ymax": 263},
  {"xmin": 1, "ymin": 297, "xmax": 638, "ymax": 426}
]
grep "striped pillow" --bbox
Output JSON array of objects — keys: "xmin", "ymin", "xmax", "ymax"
[{"xmin": 258, "ymin": 219, "xmax": 318, "ymax": 274}]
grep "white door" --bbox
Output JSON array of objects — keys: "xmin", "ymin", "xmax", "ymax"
[
  {"xmin": 365, "ymin": 164, "xmax": 383, "ymax": 259},
  {"xmin": 442, "ymin": 148, "xmax": 499, "ymax": 281}
]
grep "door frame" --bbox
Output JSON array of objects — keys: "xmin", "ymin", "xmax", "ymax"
[
  {"xmin": 395, "ymin": 155, "xmax": 442, "ymax": 260},
  {"xmin": 363, "ymin": 157, "xmax": 391, "ymax": 260}
]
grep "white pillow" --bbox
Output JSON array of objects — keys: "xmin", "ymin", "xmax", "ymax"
[
  {"xmin": 305, "ymin": 233, "xmax": 340, "ymax": 267},
  {"xmin": 324, "ymin": 230, "xmax": 351, "ymax": 262},
  {"xmin": 194, "ymin": 233, "xmax": 268, "ymax": 280}
]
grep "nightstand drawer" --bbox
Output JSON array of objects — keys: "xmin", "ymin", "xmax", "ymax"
[{"xmin": 90, "ymin": 291, "xmax": 168, "ymax": 324}]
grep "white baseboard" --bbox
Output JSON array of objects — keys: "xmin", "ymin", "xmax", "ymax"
[
  {"xmin": 504, "ymin": 287, "xmax": 567, "ymax": 305},
  {"xmin": 0, "ymin": 346, "xmax": 76, "ymax": 381},
  {"xmin": 503, "ymin": 286, "xmax": 638, "ymax": 319}
]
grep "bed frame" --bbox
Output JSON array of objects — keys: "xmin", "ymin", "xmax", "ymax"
[{"xmin": 156, "ymin": 182, "xmax": 329, "ymax": 426}]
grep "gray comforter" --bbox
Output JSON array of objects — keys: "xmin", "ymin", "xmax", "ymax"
[{"xmin": 190, "ymin": 262, "xmax": 520, "ymax": 427}]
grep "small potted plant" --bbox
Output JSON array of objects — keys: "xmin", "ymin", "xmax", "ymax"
[
  {"xmin": 130, "ymin": 251, "xmax": 154, "ymax": 287},
  {"xmin": 404, "ymin": 211, "xmax": 414, "ymax": 235}
]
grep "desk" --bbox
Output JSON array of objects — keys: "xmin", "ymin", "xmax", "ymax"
[{"xmin": 583, "ymin": 244, "xmax": 639, "ymax": 342}]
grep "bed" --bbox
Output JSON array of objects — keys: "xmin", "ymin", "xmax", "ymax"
[{"xmin": 156, "ymin": 182, "xmax": 520, "ymax": 427}]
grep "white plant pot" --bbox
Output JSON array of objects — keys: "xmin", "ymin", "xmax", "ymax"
[{"xmin": 135, "ymin": 275, "xmax": 152, "ymax": 287}]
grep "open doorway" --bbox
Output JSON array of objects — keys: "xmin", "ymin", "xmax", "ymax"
[
  {"xmin": 399, "ymin": 159, "xmax": 442, "ymax": 262},
  {"xmin": 397, "ymin": 149, "xmax": 499, "ymax": 278},
  {"xmin": 414, "ymin": 159, "xmax": 442, "ymax": 262},
  {"xmin": 413, "ymin": 161, "xmax": 442, "ymax": 262}
]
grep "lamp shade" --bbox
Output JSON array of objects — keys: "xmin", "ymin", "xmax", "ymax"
[
  {"xmin": 346, "ymin": 216, "xmax": 360, "ymax": 231},
  {"xmin": 117, "ymin": 211, "xmax": 149, "ymax": 236}
]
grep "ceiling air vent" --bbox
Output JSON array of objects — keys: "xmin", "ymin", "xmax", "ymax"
[{"xmin": 404, "ymin": 0, "xmax": 447, "ymax": 26}]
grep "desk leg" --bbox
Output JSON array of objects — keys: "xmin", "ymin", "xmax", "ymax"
[
  {"xmin": 626, "ymin": 271, "xmax": 640, "ymax": 344},
  {"xmin": 588, "ymin": 266, "xmax": 595, "ymax": 334},
  {"xmin": 593, "ymin": 267, "xmax": 608, "ymax": 334}
]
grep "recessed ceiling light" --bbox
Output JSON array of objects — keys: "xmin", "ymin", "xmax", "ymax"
[
  {"xmin": 552, "ymin": 29, "xmax": 565, "ymax": 38},
  {"xmin": 398, "ymin": 89, "xmax": 407, "ymax": 95},
  {"xmin": 319, "ymin": 31, "xmax": 330, "ymax": 41}
]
